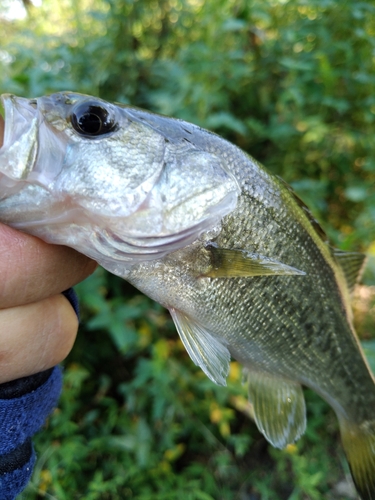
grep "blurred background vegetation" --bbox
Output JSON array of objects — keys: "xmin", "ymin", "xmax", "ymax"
[{"xmin": 0, "ymin": 0, "xmax": 374, "ymax": 498}]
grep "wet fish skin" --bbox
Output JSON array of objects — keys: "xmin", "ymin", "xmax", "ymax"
[
  {"xmin": 125, "ymin": 136, "xmax": 375, "ymax": 497},
  {"xmin": 0, "ymin": 93, "xmax": 374, "ymax": 499},
  {"xmin": 125, "ymin": 130, "xmax": 373, "ymax": 421}
]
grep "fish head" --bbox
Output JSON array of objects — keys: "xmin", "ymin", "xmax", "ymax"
[{"xmin": 0, "ymin": 92, "xmax": 239, "ymax": 272}]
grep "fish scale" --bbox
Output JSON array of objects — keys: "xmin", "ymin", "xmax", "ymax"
[
  {"xmin": 0, "ymin": 92, "xmax": 374, "ymax": 499},
  {"xmin": 128, "ymin": 207, "xmax": 372, "ymax": 415}
]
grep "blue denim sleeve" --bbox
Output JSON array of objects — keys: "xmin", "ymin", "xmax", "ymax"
[{"xmin": 0, "ymin": 288, "xmax": 79, "ymax": 499}]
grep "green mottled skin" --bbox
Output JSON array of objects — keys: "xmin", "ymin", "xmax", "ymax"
[{"xmin": 125, "ymin": 121, "xmax": 375, "ymax": 425}]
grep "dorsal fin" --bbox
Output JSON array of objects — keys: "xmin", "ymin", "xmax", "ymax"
[
  {"xmin": 277, "ymin": 176, "xmax": 329, "ymax": 244},
  {"xmin": 332, "ymin": 249, "xmax": 367, "ymax": 293},
  {"xmin": 276, "ymin": 177, "xmax": 367, "ymax": 293}
]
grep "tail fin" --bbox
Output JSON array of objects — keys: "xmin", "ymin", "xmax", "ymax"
[{"xmin": 339, "ymin": 417, "xmax": 375, "ymax": 500}]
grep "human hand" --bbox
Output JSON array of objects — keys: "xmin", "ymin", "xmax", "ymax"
[{"xmin": 0, "ymin": 114, "xmax": 97, "ymax": 383}]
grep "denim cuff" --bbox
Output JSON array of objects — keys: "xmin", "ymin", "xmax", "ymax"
[
  {"xmin": 0, "ymin": 366, "xmax": 63, "ymax": 455},
  {"xmin": 0, "ymin": 439, "xmax": 36, "ymax": 500}
]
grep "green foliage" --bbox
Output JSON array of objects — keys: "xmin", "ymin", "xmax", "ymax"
[{"xmin": 0, "ymin": 0, "xmax": 374, "ymax": 498}]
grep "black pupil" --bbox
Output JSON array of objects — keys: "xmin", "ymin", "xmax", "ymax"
[
  {"xmin": 78, "ymin": 111, "xmax": 102, "ymax": 134},
  {"xmin": 72, "ymin": 104, "xmax": 115, "ymax": 136}
]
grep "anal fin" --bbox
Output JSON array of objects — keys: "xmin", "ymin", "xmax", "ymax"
[
  {"xmin": 246, "ymin": 369, "xmax": 306, "ymax": 449},
  {"xmin": 169, "ymin": 308, "xmax": 231, "ymax": 386}
]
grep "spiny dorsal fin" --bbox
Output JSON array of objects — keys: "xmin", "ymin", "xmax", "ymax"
[
  {"xmin": 204, "ymin": 243, "xmax": 306, "ymax": 278},
  {"xmin": 169, "ymin": 308, "xmax": 231, "ymax": 386},
  {"xmin": 276, "ymin": 176, "xmax": 329, "ymax": 244},
  {"xmin": 333, "ymin": 249, "xmax": 367, "ymax": 293},
  {"xmin": 246, "ymin": 369, "xmax": 306, "ymax": 449}
]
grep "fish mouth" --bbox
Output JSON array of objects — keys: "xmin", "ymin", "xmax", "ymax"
[
  {"xmin": 0, "ymin": 94, "xmax": 39, "ymax": 190},
  {"xmin": 0, "ymin": 100, "xmax": 4, "ymax": 149},
  {"xmin": 0, "ymin": 94, "xmax": 71, "ymax": 194}
]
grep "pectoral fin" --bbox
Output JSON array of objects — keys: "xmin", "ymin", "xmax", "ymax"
[
  {"xmin": 204, "ymin": 244, "xmax": 305, "ymax": 278},
  {"xmin": 246, "ymin": 369, "xmax": 306, "ymax": 449},
  {"xmin": 169, "ymin": 308, "xmax": 231, "ymax": 386}
]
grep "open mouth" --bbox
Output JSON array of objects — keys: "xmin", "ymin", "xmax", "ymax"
[{"xmin": 0, "ymin": 94, "xmax": 40, "ymax": 182}]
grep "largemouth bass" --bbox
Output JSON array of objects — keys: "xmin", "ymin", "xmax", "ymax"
[{"xmin": 0, "ymin": 93, "xmax": 374, "ymax": 499}]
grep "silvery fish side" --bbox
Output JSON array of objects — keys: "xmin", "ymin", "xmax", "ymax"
[{"xmin": 0, "ymin": 92, "xmax": 374, "ymax": 500}]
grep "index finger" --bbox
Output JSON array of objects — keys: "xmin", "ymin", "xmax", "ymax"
[{"xmin": 0, "ymin": 223, "xmax": 97, "ymax": 308}]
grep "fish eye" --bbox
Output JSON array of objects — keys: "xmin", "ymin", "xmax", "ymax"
[{"xmin": 71, "ymin": 101, "xmax": 117, "ymax": 137}]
